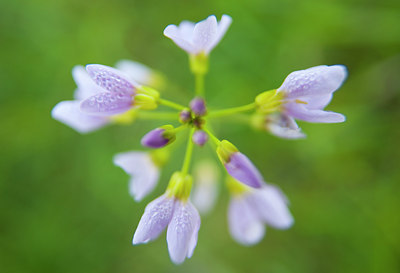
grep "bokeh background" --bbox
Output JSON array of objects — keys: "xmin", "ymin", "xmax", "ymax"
[{"xmin": 1, "ymin": 0, "xmax": 399, "ymax": 272}]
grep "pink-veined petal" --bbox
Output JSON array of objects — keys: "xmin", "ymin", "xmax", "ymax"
[{"xmin": 51, "ymin": 100, "xmax": 109, "ymax": 133}]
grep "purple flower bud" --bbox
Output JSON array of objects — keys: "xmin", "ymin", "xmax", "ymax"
[
  {"xmin": 192, "ymin": 130, "xmax": 208, "ymax": 146},
  {"xmin": 225, "ymin": 152, "xmax": 263, "ymax": 188},
  {"xmin": 190, "ymin": 97, "xmax": 206, "ymax": 116},
  {"xmin": 179, "ymin": 109, "xmax": 192, "ymax": 123},
  {"xmin": 141, "ymin": 128, "xmax": 170, "ymax": 148}
]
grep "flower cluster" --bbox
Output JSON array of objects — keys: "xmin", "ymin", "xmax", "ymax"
[{"xmin": 52, "ymin": 14, "xmax": 347, "ymax": 264}]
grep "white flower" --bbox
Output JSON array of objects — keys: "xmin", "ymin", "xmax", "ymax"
[
  {"xmin": 191, "ymin": 160, "xmax": 220, "ymax": 214},
  {"xmin": 113, "ymin": 151, "xmax": 160, "ymax": 201},
  {"xmin": 133, "ymin": 194, "xmax": 201, "ymax": 264},
  {"xmin": 52, "ymin": 61, "xmax": 159, "ymax": 133},
  {"xmin": 228, "ymin": 184, "xmax": 294, "ymax": 245},
  {"xmin": 164, "ymin": 15, "xmax": 232, "ymax": 55}
]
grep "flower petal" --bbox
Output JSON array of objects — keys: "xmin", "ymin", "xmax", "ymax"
[
  {"xmin": 266, "ymin": 114, "xmax": 306, "ymax": 139},
  {"xmin": 51, "ymin": 100, "xmax": 109, "ymax": 133},
  {"xmin": 191, "ymin": 161, "xmax": 219, "ymax": 214},
  {"xmin": 278, "ymin": 65, "xmax": 347, "ymax": 99},
  {"xmin": 249, "ymin": 185, "xmax": 294, "ymax": 229},
  {"xmin": 72, "ymin": 65, "xmax": 105, "ymax": 100},
  {"xmin": 228, "ymin": 196, "xmax": 265, "ymax": 246},
  {"xmin": 167, "ymin": 201, "xmax": 200, "ymax": 264},
  {"xmin": 86, "ymin": 64, "xmax": 136, "ymax": 94},
  {"xmin": 207, "ymin": 14, "xmax": 232, "ymax": 52},
  {"xmin": 80, "ymin": 92, "xmax": 133, "ymax": 116},
  {"xmin": 133, "ymin": 195, "xmax": 175, "ymax": 244},
  {"xmin": 164, "ymin": 25, "xmax": 196, "ymax": 54},
  {"xmin": 113, "ymin": 151, "xmax": 160, "ymax": 201},
  {"xmin": 114, "ymin": 60, "xmax": 153, "ymax": 86},
  {"xmin": 285, "ymin": 102, "xmax": 346, "ymax": 123},
  {"xmin": 192, "ymin": 15, "xmax": 218, "ymax": 54},
  {"xmin": 225, "ymin": 152, "xmax": 264, "ymax": 188}
]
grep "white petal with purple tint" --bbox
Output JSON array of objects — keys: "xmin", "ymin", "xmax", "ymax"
[
  {"xmin": 267, "ymin": 114, "xmax": 306, "ymax": 139},
  {"xmin": 115, "ymin": 60, "xmax": 153, "ymax": 86},
  {"xmin": 228, "ymin": 196, "xmax": 265, "ymax": 246},
  {"xmin": 51, "ymin": 100, "xmax": 109, "ymax": 133},
  {"xmin": 113, "ymin": 151, "xmax": 160, "ymax": 201},
  {"xmin": 72, "ymin": 65, "xmax": 105, "ymax": 100},
  {"xmin": 249, "ymin": 185, "xmax": 294, "ymax": 229},
  {"xmin": 285, "ymin": 102, "xmax": 346, "ymax": 123},
  {"xmin": 133, "ymin": 195, "xmax": 175, "ymax": 245},
  {"xmin": 164, "ymin": 15, "xmax": 232, "ymax": 55},
  {"xmin": 86, "ymin": 64, "xmax": 136, "ymax": 94},
  {"xmin": 278, "ymin": 65, "xmax": 347, "ymax": 99},
  {"xmin": 80, "ymin": 92, "xmax": 133, "ymax": 116},
  {"xmin": 192, "ymin": 15, "xmax": 218, "ymax": 53},
  {"xmin": 192, "ymin": 161, "xmax": 219, "ymax": 214},
  {"xmin": 167, "ymin": 201, "xmax": 200, "ymax": 264}
]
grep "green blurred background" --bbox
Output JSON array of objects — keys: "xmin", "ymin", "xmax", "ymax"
[{"xmin": 1, "ymin": 0, "xmax": 399, "ymax": 272}]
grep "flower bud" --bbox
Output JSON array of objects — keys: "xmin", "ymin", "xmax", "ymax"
[
  {"xmin": 141, "ymin": 125, "xmax": 176, "ymax": 148},
  {"xmin": 217, "ymin": 140, "xmax": 263, "ymax": 188},
  {"xmin": 179, "ymin": 109, "xmax": 192, "ymax": 124},
  {"xmin": 190, "ymin": 97, "xmax": 207, "ymax": 116},
  {"xmin": 192, "ymin": 130, "xmax": 208, "ymax": 146}
]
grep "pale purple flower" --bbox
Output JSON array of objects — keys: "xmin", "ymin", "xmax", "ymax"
[
  {"xmin": 228, "ymin": 184, "xmax": 294, "ymax": 245},
  {"xmin": 191, "ymin": 161, "xmax": 219, "ymax": 214},
  {"xmin": 80, "ymin": 64, "xmax": 137, "ymax": 115},
  {"xmin": 266, "ymin": 114, "xmax": 306, "ymax": 139},
  {"xmin": 113, "ymin": 151, "xmax": 160, "ymax": 201},
  {"xmin": 164, "ymin": 15, "xmax": 232, "ymax": 55},
  {"xmin": 133, "ymin": 195, "xmax": 200, "ymax": 264},
  {"xmin": 192, "ymin": 130, "xmax": 208, "ymax": 146},
  {"xmin": 52, "ymin": 62, "xmax": 156, "ymax": 133},
  {"xmin": 190, "ymin": 97, "xmax": 206, "ymax": 116},
  {"xmin": 225, "ymin": 152, "xmax": 264, "ymax": 188},
  {"xmin": 278, "ymin": 65, "xmax": 347, "ymax": 123},
  {"xmin": 141, "ymin": 128, "xmax": 170, "ymax": 148}
]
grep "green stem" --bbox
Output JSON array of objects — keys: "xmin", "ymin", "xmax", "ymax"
[
  {"xmin": 137, "ymin": 111, "xmax": 178, "ymax": 120},
  {"xmin": 158, "ymin": 98, "xmax": 186, "ymax": 111},
  {"xmin": 203, "ymin": 127, "xmax": 220, "ymax": 145},
  {"xmin": 181, "ymin": 128, "xmax": 195, "ymax": 175},
  {"xmin": 195, "ymin": 73, "xmax": 204, "ymax": 97},
  {"xmin": 173, "ymin": 124, "xmax": 187, "ymax": 134},
  {"xmin": 208, "ymin": 102, "xmax": 256, "ymax": 118}
]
